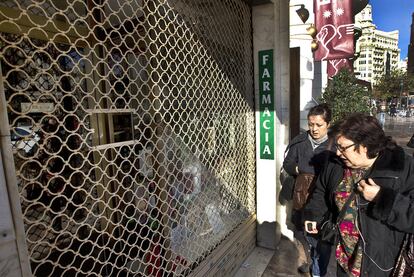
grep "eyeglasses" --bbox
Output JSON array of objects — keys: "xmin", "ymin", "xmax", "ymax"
[{"xmin": 335, "ymin": 143, "xmax": 356, "ymax": 153}]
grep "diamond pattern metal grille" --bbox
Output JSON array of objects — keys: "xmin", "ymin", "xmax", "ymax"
[{"xmin": 0, "ymin": 0, "xmax": 255, "ymax": 276}]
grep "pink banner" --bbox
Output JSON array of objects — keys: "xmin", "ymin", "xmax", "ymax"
[
  {"xmin": 314, "ymin": 0, "xmax": 354, "ymax": 61},
  {"xmin": 327, "ymin": 58, "xmax": 354, "ymax": 78}
]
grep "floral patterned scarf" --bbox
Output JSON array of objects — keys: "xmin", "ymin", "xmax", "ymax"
[{"xmin": 335, "ymin": 168, "xmax": 366, "ymax": 277}]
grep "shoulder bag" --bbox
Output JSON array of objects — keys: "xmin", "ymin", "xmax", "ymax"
[{"xmin": 292, "ymin": 173, "xmax": 316, "ymax": 210}]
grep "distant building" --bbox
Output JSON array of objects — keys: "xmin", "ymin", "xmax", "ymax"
[
  {"xmin": 408, "ymin": 12, "xmax": 414, "ymax": 74},
  {"xmin": 354, "ymin": 4, "xmax": 401, "ymax": 85},
  {"xmin": 398, "ymin": 58, "xmax": 408, "ymax": 73}
]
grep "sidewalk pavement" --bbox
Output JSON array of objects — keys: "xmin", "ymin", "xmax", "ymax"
[
  {"xmin": 235, "ymin": 237, "xmax": 309, "ymax": 277},
  {"xmin": 235, "ymin": 235, "xmax": 338, "ymax": 277}
]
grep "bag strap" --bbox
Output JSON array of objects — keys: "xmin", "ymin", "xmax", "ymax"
[
  {"xmin": 334, "ymin": 189, "xmax": 356, "ymax": 225},
  {"xmin": 334, "ymin": 174, "xmax": 369, "ymax": 225}
]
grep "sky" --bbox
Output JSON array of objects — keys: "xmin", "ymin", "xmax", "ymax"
[{"xmin": 369, "ymin": 0, "xmax": 413, "ymax": 59}]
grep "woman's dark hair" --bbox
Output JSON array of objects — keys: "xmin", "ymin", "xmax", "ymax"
[
  {"xmin": 334, "ymin": 113, "xmax": 396, "ymax": 158},
  {"xmin": 308, "ymin": 103, "xmax": 332, "ymax": 124}
]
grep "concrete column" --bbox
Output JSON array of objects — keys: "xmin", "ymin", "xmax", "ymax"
[{"xmin": 253, "ymin": 0, "xmax": 291, "ymax": 249}]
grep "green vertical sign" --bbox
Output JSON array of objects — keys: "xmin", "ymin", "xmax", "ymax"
[{"xmin": 259, "ymin": 50, "xmax": 274, "ymax": 160}]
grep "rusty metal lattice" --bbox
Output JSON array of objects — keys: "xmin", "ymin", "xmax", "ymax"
[{"xmin": 0, "ymin": 0, "xmax": 255, "ymax": 276}]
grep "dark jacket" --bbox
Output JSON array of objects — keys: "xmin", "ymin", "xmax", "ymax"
[
  {"xmin": 304, "ymin": 146, "xmax": 414, "ymax": 277},
  {"xmin": 283, "ymin": 132, "xmax": 330, "ymax": 176}
]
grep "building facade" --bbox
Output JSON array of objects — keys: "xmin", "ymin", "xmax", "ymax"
[
  {"xmin": 354, "ymin": 4, "xmax": 401, "ymax": 85},
  {"xmin": 408, "ymin": 12, "xmax": 414, "ymax": 74},
  {"xmin": 398, "ymin": 58, "xmax": 408, "ymax": 73}
]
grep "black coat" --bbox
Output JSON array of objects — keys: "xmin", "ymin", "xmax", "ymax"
[
  {"xmin": 283, "ymin": 132, "xmax": 330, "ymax": 176},
  {"xmin": 304, "ymin": 146, "xmax": 414, "ymax": 277}
]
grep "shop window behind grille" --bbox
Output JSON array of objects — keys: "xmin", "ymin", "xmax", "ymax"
[{"xmin": 0, "ymin": 0, "xmax": 255, "ymax": 276}]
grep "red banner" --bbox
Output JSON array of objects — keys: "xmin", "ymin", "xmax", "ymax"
[
  {"xmin": 314, "ymin": 0, "xmax": 354, "ymax": 61},
  {"xmin": 327, "ymin": 58, "xmax": 354, "ymax": 78}
]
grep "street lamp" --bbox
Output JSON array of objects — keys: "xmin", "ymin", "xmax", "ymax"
[
  {"xmin": 353, "ymin": 0, "xmax": 370, "ymax": 16},
  {"xmin": 289, "ymin": 4, "xmax": 315, "ymax": 50},
  {"xmin": 290, "ymin": 4, "xmax": 310, "ymax": 24}
]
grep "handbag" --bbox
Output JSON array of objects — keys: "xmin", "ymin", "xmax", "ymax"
[
  {"xmin": 392, "ymin": 233, "xmax": 414, "ymax": 277},
  {"xmin": 319, "ymin": 215, "xmax": 337, "ymax": 244},
  {"xmin": 292, "ymin": 173, "xmax": 315, "ymax": 210},
  {"xmin": 319, "ymin": 185, "xmax": 357, "ymax": 244}
]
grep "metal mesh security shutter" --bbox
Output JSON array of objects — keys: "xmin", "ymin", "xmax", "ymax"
[{"xmin": 0, "ymin": 0, "xmax": 255, "ymax": 276}]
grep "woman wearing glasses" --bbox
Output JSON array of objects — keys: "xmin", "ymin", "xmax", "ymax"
[
  {"xmin": 282, "ymin": 103, "xmax": 333, "ymax": 276},
  {"xmin": 304, "ymin": 113, "xmax": 414, "ymax": 276}
]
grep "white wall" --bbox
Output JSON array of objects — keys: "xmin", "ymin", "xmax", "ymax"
[{"xmin": 289, "ymin": 1, "xmax": 327, "ymax": 131}]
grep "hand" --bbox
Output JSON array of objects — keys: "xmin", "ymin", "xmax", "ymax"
[
  {"xmin": 357, "ymin": 178, "xmax": 381, "ymax": 202},
  {"xmin": 304, "ymin": 220, "xmax": 318, "ymax": 234}
]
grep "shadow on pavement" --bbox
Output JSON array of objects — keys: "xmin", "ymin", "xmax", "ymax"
[{"xmin": 261, "ymin": 236, "xmax": 308, "ymax": 277}]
